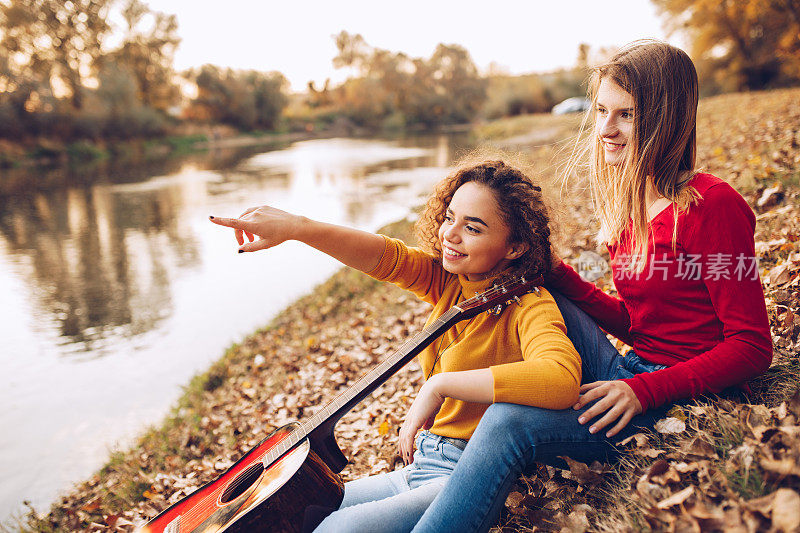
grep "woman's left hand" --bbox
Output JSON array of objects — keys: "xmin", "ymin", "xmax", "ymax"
[
  {"xmin": 573, "ymin": 380, "xmax": 642, "ymax": 438},
  {"xmin": 398, "ymin": 375, "xmax": 446, "ymax": 465}
]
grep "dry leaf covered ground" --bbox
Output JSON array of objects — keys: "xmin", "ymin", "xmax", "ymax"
[{"xmin": 16, "ymin": 87, "xmax": 800, "ymax": 532}]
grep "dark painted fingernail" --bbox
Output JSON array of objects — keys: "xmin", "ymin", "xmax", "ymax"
[
  {"xmin": 209, "ymin": 215, "xmax": 215, "ymax": 219},
  {"xmin": 238, "ymin": 249, "xmax": 244, "ymax": 254}
]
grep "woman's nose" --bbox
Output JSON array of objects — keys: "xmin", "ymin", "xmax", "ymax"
[
  {"xmin": 443, "ymin": 224, "xmax": 460, "ymax": 242},
  {"xmin": 599, "ymin": 115, "xmax": 617, "ymax": 138}
]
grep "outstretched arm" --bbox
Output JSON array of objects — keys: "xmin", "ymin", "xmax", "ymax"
[{"xmin": 209, "ymin": 205, "xmax": 386, "ymax": 273}]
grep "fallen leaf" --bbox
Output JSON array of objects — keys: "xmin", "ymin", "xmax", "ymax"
[
  {"xmin": 640, "ymin": 448, "xmax": 666, "ymax": 459},
  {"xmin": 559, "ymin": 456, "xmax": 603, "ymax": 486},
  {"xmin": 686, "ymin": 436, "xmax": 717, "ymax": 458},
  {"xmin": 654, "ymin": 417, "xmax": 686, "ymax": 434},
  {"xmin": 760, "ymin": 457, "xmax": 800, "ymax": 477},
  {"xmin": 618, "ymin": 432, "xmax": 649, "ymax": 447},
  {"xmin": 648, "ymin": 459, "xmax": 670, "ymax": 478},
  {"xmin": 771, "ymin": 489, "xmax": 800, "ymax": 532},
  {"xmin": 769, "ymin": 263, "xmax": 792, "ymax": 286},
  {"xmin": 505, "ymin": 491, "xmax": 526, "ymax": 515},
  {"xmin": 657, "ymin": 486, "xmax": 695, "ymax": 509},
  {"xmin": 81, "ymin": 499, "xmax": 100, "ymax": 512}
]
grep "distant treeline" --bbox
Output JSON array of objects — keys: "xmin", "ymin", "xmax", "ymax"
[
  {"xmin": 1, "ymin": 0, "xmax": 799, "ymax": 148},
  {"xmin": 294, "ymin": 31, "xmax": 589, "ymax": 132}
]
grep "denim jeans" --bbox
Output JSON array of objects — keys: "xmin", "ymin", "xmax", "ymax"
[
  {"xmin": 314, "ymin": 430, "xmax": 467, "ymax": 533},
  {"xmin": 411, "ymin": 290, "xmax": 674, "ymax": 533}
]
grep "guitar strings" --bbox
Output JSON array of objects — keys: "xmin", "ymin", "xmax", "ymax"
[
  {"xmin": 163, "ymin": 281, "xmax": 529, "ymax": 525},
  {"xmin": 425, "ymin": 290, "xmax": 472, "ymax": 381},
  {"xmin": 293, "ymin": 281, "xmax": 523, "ymax": 437},
  {"xmin": 168, "ymin": 313, "xmax": 462, "ymax": 525},
  {"xmin": 197, "ymin": 308, "xmax": 458, "ymax": 519},
  {"xmin": 292, "ymin": 281, "xmax": 527, "ymax": 437},
  {"xmin": 298, "ymin": 310, "xmax": 457, "ymax": 433}
]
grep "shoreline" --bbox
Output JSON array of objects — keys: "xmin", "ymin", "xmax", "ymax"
[{"xmin": 0, "ymin": 121, "xmax": 478, "ymax": 173}]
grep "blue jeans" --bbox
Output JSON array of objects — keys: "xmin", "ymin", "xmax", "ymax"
[
  {"xmin": 314, "ymin": 430, "xmax": 468, "ymax": 533},
  {"xmin": 411, "ymin": 290, "xmax": 673, "ymax": 533}
]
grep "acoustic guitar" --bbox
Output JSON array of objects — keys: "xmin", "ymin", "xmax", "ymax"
[{"xmin": 140, "ymin": 276, "xmax": 537, "ymax": 533}]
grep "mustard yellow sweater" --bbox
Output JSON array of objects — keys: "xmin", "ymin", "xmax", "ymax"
[{"xmin": 367, "ymin": 236, "xmax": 581, "ymax": 440}]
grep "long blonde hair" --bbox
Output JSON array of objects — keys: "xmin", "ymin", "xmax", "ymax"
[{"xmin": 569, "ymin": 40, "xmax": 701, "ymax": 272}]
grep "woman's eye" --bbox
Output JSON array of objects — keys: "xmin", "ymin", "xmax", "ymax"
[
  {"xmin": 622, "ymin": 111, "xmax": 633, "ymax": 119},
  {"xmin": 466, "ymin": 225, "xmax": 480, "ymax": 234},
  {"xmin": 596, "ymin": 107, "xmax": 607, "ymax": 115}
]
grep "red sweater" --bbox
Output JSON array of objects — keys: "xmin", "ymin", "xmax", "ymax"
[{"xmin": 548, "ymin": 173, "xmax": 773, "ymax": 411}]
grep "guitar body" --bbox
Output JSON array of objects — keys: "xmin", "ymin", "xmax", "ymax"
[{"xmin": 140, "ymin": 423, "xmax": 344, "ymax": 533}]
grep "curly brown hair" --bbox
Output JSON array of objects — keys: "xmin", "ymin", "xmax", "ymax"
[{"xmin": 414, "ymin": 158, "xmax": 552, "ymax": 280}]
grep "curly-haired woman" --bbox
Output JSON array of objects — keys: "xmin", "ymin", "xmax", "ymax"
[{"xmin": 210, "ymin": 158, "xmax": 581, "ymax": 532}]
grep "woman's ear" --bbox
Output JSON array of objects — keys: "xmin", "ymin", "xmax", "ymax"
[{"xmin": 505, "ymin": 242, "xmax": 529, "ymax": 260}]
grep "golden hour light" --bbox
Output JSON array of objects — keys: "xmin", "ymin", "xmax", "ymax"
[{"xmin": 1, "ymin": 1, "xmax": 798, "ymax": 531}]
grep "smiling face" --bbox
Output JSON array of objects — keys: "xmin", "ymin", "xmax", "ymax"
[
  {"xmin": 437, "ymin": 181, "xmax": 524, "ymax": 281},
  {"xmin": 595, "ymin": 78, "xmax": 635, "ymax": 167}
]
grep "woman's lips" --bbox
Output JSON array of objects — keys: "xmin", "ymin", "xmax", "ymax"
[
  {"xmin": 603, "ymin": 140, "xmax": 626, "ymax": 151},
  {"xmin": 442, "ymin": 245, "xmax": 466, "ymax": 259}
]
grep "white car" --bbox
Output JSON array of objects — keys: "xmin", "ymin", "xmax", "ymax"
[{"xmin": 551, "ymin": 97, "xmax": 591, "ymax": 115}]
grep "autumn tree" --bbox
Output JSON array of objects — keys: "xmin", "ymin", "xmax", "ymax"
[
  {"xmin": 412, "ymin": 44, "xmax": 487, "ymax": 124},
  {"xmin": 329, "ymin": 31, "xmax": 487, "ymax": 128},
  {"xmin": 187, "ymin": 65, "xmax": 288, "ymax": 130},
  {"xmin": 105, "ymin": 0, "xmax": 181, "ymax": 112},
  {"xmin": 0, "ymin": 0, "xmax": 182, "ymax": 140},
  {"xmin": 0, "ymin": 0, "xmax": 114, "ymax": 110},
  {"xmin": 653, "ymin": 0, "xmax": 800, "ymax": 90}
]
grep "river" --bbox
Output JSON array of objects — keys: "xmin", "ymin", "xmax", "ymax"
[{"xmin": 0, "ymin": 133, "xmax": 469, "ymax": 523}]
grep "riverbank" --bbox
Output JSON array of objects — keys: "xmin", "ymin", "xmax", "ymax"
[
  {"xmin": 0, "ymin": 120, "xmax": 476, "ymax": 173},
  {"xmin": 15, "ymin": 87, "xmax": 800, "ymax": 532}
]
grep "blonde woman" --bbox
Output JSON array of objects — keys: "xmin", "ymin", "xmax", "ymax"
[{"xmin": 412, "ymin": 40, "xmax": 773, "ymax": 532}]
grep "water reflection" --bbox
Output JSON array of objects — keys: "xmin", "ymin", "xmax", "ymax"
[
  {"xmin": 0, "ymin": 138, "xmax": 444, "ymax": 354},
  {"xmin": 0, "ymin": 133, "xmax": 467, "ymax": 521},
  {"xmin": 0, "ymin": 183, "xmax": 195, "ymax": 355}
]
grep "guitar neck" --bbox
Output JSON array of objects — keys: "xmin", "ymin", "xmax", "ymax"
[
  {"xmin": 260, "ymin": 305, "xmax": 465, "ymax": 464},
  {"xmin": 307, "ymin": 306, "xmax": 463, "ymax": 432}
]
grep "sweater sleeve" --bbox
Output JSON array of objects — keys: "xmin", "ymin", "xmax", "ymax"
[
  {"xmin": 547, "ymin": 260, "xmax": 633, "ymax": 345},
  {"xmin": 490, "ymin": 291, "xmax": 582, "ymax": 409},
  {"xmin": 365, "ymin": 235, "xmax": 449, "ymax": 305},
  {"xmin": 621, "ymin": 183, "xmax": 773, "ymax": 410}
]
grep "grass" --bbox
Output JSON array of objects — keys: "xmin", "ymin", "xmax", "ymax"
[
  {"xmin": 161, "ymin": 134, "xmax": 208, "ymax": 155},
  {"xmin": 65, "ymin": 141, "xmax": 109, "ymax": 162},
  {"xmin": 471, "ymin": 112, "xmax": 584, "ymax": 142}
]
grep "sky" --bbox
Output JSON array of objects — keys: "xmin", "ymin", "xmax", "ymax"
[{"xmin": 143, "ymin": 0, "xmax": 681, "ymax": 92}]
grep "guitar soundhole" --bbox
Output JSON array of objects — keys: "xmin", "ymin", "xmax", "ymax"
[{"xmin": 220, "ymin": 462, "xmax": 265, "ymax": 504}]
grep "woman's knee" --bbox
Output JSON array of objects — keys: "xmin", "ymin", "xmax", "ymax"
[{"xmin": 478, "ymin": 403, "xmax": 555, "ymax": 442}]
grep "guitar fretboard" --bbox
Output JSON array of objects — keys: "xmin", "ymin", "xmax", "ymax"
[{"xmin": 259, "ymin": 306, "xmax": 462, "ymax": 466}]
